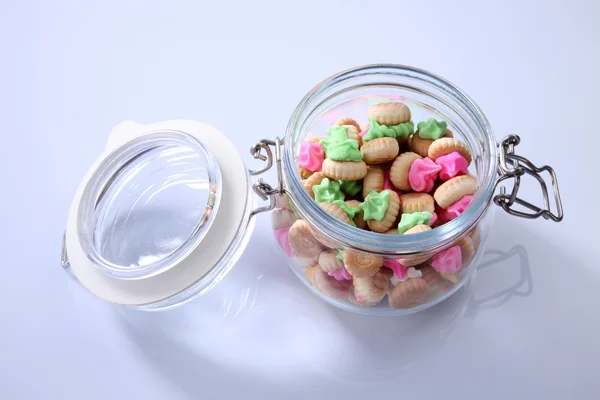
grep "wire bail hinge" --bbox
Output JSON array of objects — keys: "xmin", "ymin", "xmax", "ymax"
[
  {"xmin": 249, "ymin": 137, "xmax": 285, "ymax": 217},
  {"xmin": 494, "ymin": 135, "xmax": 563, "ymax": 222}
]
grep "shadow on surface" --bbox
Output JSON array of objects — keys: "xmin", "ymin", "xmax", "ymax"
[{"xmin": 464, "ymin": 245, "xmax": 531, "ymax": 318}]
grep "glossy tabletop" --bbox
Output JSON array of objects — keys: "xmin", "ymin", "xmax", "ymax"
[{"xmin": 2, "ymin": 0, "xmax": 599, "ymax": 398}]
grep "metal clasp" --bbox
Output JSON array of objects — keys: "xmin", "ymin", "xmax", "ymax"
[
  {"xmin": 249, "ymin": 137, "xmax": 285, "ymax": 217},
  {"xmin": 494, "ymin": 135, "xmax": 563, "ymax": 222}
]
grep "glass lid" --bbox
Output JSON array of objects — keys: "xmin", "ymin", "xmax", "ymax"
[
  {"xmin": 77, "ymin": 130, "xmax": 221, "ymax": 279},
  {"xmin": 64, "ymin": 120, "xmax": 251, "ymax": 306}
]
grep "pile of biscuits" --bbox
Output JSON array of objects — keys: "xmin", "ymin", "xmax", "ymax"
[{"xmin": 273, "ymin": 101, "xmax": 480, "ymax": 309}]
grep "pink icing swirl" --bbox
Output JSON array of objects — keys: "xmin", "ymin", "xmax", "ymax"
[
  {"xmin": 298, "ymin": 142, "xmax": 325, "ymax": 172},
  {"xmin": 355, "ymin": 292, "xmax": 366, "ymax": 303},
  {"xmin": 274, "ymin": 227, "xmax": 294, "ymax": 257},
  {"xmin": 438, "ymin": 208, "xmax": 452, "ymax": 222},
  {"xmin": 408, "ymin": 158, "xmax": 442, "ymax": 192},
  {"xmin": 429, "ymin": 211, "xmax": 438, "ymax": 226},
  {"xmin": 390, "ymin": 267, "xmax": 422, "ymax": 286},
  {"xmin": 359, "ymin": 122, "xmax": 370, "ymax": 138},
  {"xmin": 383, "ymin": 170, "xmax": 403, "ymax": 196},
  {"xmin": 329, "ymin": 267, "xmax": 352, "ymax": 281},
  {"xmin": 435, "ymin": 151, "xmax": 469, "ymax": 180},
  {"xmin": 431, "ymin": 246, "xmax": 462, "ymax": 274},
  {"xmin": 383, "ymin": 258, "xmax": 409, "ymax": 280},
  {"xmin": 439, "ymin": 195, "xmax": 473, "ymax": 222}
]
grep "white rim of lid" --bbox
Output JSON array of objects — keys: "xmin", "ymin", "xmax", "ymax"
[{"xmin": 65, "ymin": 120, "xmax": 249, "ymax": 305}]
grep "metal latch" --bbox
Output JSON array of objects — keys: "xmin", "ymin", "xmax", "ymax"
[
  {"xmin": 248, "ymin": 137, "xmax": 285, "ymax": 217},
  {"xmin": 494, "ymin": 135, "xmax": 563, "ymax": 221}
]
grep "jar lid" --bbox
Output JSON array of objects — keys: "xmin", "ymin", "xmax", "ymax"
[{"xmin": 64, "ymin": 120, "xmax": 252, "ymax": 306}]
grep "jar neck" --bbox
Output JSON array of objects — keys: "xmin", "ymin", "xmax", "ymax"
[{"xmin": 283, "ymin": 64, "xmax": 497, "ymax": 255}]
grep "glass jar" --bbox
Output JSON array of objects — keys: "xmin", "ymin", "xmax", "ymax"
[{"xmin": 61, "ymin": 64, "xmax": 563, "ymax": 313}]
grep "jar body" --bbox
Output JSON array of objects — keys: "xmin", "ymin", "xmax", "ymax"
[
  {"xmin": 273, "ymin": 196, "xmax": 493, "ymax": 315},
  {"xmin": 271, "ymin": 65, "xmax": 498, "ymax": 315}
]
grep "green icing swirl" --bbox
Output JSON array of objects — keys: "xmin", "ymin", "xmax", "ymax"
[
  {"xmin": 417, "ymin": 118, "xmax": 447, "ymax": 140},
  {"xmin": 332, "ymin": 199, "xmax": 360, "ymax": 227},
  {"xmin": 393, "ymin": 120, "xmax": 415, "ymax": 138},
  {"xmin": 336, "ymin": 249, "xmax": 344, "ymax": 260},
  {"xmin": 326, "ymin": 138, "xmax": 362, "ymax": 161},
  {"xmin": 359, "ymin": 190, "xmax": 390, "ymax": 221},
  {"xmin": 320, "ymin": 125, "xmax": 362, "ymax": 161},
  {"xmin": 397, "ymin": 211, "xmax": 432, "ymax": 234},
  {"xmin": 363, "ymin": 118, "xmax": 414, "ymax": 142},
  {"xmin": 320, "ymin": 126, "xmax": 349, "ymax": 152},
  {"xmin": 313, "ymin": 178, "xmax": 344, "ymax": 203},
  {"xmin": 338, "ymin": 179, "xmax": 362, "ymax": 196}
]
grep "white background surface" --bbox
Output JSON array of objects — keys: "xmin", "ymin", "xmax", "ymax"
[{"xmin": 2, "ymin": 0, "xmax": 599, "ymax": 399}]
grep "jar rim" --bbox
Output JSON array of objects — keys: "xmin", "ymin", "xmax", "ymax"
[{"xmin": 283, "ymin": 64, "xmax": 497, "ymax": 255}]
